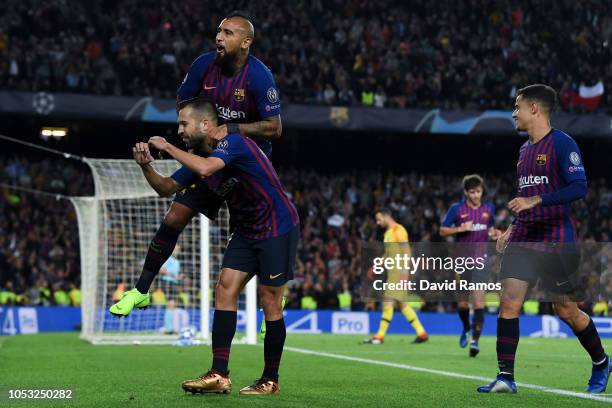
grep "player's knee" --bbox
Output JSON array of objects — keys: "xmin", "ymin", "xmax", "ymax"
[
  {"xmin": 498, "ymin": 301, "xmax": 521, "ymax": 318},
  {"xmin": 163, "ymin": 206, "xmax": 192, "ymax": 230},
  {"xmin": 260, "ymin": 288, "xmax": 283, "ymax": 317},
  {"xmin": 215, "ymin": 278, "xmax": 238, "ymax": 303},
  {"xmin": 553, "ymin": 302, "xmax": 580, "ymax": 323},
  {"xmin": 457, "ymin": 301, "xmax": 469, "ymax": 309}
]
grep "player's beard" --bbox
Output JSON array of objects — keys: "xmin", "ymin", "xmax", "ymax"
[
  {"xmin": 183, "ymin": 131, "xmax": 205, "ymax": 151},
  {"xmin": 215, "ymin": 49, "xmax": 239, "ymax": 73},
  {"xmin": 196, "ymin": 133, "xmax": 215, "ymax": 155}
]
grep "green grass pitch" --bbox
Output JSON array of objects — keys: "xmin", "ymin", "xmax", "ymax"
[{"xmin": 1, "ymin": 332, "xmax": 612, "ymax": 407}]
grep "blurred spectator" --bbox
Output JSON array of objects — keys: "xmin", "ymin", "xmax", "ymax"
[
  {"xmin": 0, "ymin": 154, "xmax": 92, "ymax": 306},
  {"xmin": 1, "ymin": 155, "xmax": 610, "ymax": 310},
  {"xmin": 1, "ymin": 1, "xmax": 611, "ymax": 112}
]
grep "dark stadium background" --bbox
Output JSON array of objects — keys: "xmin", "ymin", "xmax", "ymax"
[
  {"xmin": 2, "ymin": 116, "xmax": 611, "ymax": 175},
  {"xmin": 1, "ymin": 0, "xmax": 611, "ymax": 314}
]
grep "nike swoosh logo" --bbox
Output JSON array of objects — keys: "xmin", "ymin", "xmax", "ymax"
[
  {"xmin": 555, "ymin": 281, "xmax": 568, "ymax": 286},
  {"xmin": 204, "ymin": 85, "xmax": 216, "ymax": 90},
  {"xmin": 270, "ymin": 273, "xmax": 283, "ymax": 280}
]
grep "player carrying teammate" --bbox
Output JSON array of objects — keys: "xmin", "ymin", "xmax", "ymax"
[
  {"xmin": 478, "ymin": 84, "xmax": 611, "ymax": 394},
  {"xmin": 109, "ymin": 10, "xmax": 282, "ymax": 317},
  {"xmin": 440, "ymin": 175, "xmax": 501, "ymax": 357},
  {"xmin": 363, "ymin": 208, "xmax": 429, "ymax": 345},
  {"xmin": 147, "ymin": 97, "xmax": 298, "ymax": 395}
]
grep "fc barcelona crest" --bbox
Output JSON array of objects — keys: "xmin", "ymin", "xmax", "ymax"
[
  {"xmin": 536, "ymin": 154, "xmax": 547, "ymax": 165},
  {"xmin": 482, "ymin": 212, "xmax": 489, "ymax": 220},
  {"xmin": 234, "ymin": 88, "xmax": 245, "ymax": 102}
]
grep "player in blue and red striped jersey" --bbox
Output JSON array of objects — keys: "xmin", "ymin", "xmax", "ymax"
[
  {"xmin": 177, "ymin": 10, "xmax": 281, "ymax": 156},
  {"xmin": 478, "ymin": 84, "xmax": 611, "ymax": 394},
  {"xmin": 440, "ymin": 174, "xmax": 501, "ymax": 357},
  {"xmin": 171, "ymin": 9, "xmax": 283, "ymax": 228},
  {"xmin": 109, "ymin": 11, "xmax": 284, "ymax": 321},
  {"xmin": 148, "ymin": 98, "xmax": 298, "ymax": 396}
]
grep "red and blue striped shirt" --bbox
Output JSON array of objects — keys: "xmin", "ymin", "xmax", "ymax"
[
  {"xmin": 177, "ymin": 52, "xmax": 281, "ymax": 158},
  {"xmin": 442, "ymin": 201, "xmax": 495, "ymax": 243},
  {"xmin": 442, "ymin": 201, "xmax": 495, "ymax": 259},
  {"xmin": 209, "ymin": 133, "xmax": 299, "ymax": 240},
  {"xmin": 509, "ymin": 129, "xmax": 587, "ymax": 246}
]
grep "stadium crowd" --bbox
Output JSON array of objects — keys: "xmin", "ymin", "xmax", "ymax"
[
  {"xmin": 1, "ymin": 0, "xmax": 612, "ymax": 112},
  {"xmin": 0, "ymin": 155, "xmax": 92, "ymax": 306},
  {"xmin": 1, "ymin": 156, "xmax": 611, "ymax": 312}
]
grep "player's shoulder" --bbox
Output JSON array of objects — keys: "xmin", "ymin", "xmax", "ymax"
[
  {"xmin": 191, "ymin": 51, "xmax": 216, "ymax": 69},
  {"xmin": 246, "ymin": 55, "xmax": 276, "ymax": 85},
  {"xmin": 394, "ymin": 223, "xmax": 408, "ymax": 234},
  {"xmin": 447, "ymin": 201, "xmax": 464, "ymax": 211},
  {"xmin": 551, "ymin": 128, "xmax": 578, "ymax": 148},
  {"xmin": 484, "ymin": 202, "xmax": 495, "ymax": 211},
  {"xmin": 221, "ymin": 132, "xmax": 245, "ymax": 146},
  {"xmin": 247, "ymin": 54, "xmax": 274, "ymax": 75}
]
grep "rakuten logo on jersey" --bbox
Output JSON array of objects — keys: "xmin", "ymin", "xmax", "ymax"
[
  {"xmin": 470, "ymin": 223, "xmax": 488, "ymax": 232},
  {"xmin": 217, "ymin": 105, "xmax": 246, "ymax": 120},
  {"xmin": 518, "ymin": 175, "xmax": 549, "ymax": 190}
]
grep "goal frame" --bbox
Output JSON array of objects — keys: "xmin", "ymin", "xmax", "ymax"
[{"xmin": 73, "ymin": 158, "xmax": 258, "ymax": 345}]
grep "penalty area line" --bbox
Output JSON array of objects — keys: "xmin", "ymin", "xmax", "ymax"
[{"xmin": 284, "ymin": 346, "xmax": 612, "ymax": 404}]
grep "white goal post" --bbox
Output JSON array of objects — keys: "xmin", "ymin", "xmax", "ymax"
[{"xmin": 72, "ymin": 158, "xmax": 257, "ymax": 345}]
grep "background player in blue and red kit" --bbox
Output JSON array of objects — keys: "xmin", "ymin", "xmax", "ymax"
[
  {"xmin": 478, "ymin": 84, "xmax": 611, "ymax": 394},
  {"xmin": 148, "ymin": 98, "xmax": 298, "ymax": 396},
  {"xmin": 109, "ymin": 11, "xmax": 284, "ymax": 318},
  {"xmin": 440, "ymin": 174, "xmax": 501, "ymax": 358}
]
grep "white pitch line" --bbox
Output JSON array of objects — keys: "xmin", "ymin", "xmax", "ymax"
[{"xmin": 284, "ymin": 346, "xmax": 612, "ymax": 404}]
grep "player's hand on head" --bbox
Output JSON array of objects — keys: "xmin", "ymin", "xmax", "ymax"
[
  {"xmin": 208, "ymin": 124, "xmax": 228, "ymax": 141},
  {"xmin": 148, "ymin": 136, "xmax": 170, "ymax": 151}
]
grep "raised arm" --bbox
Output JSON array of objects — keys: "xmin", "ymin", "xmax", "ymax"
[
  {"xmin": 209, "ymin": 115, "xmax": 282, "ymax": 141},
  {"xmin": 233, "ymin": 116, "xmax": 282, "ymax": 140},
  {"xmin": 133, "ymin": 142, "xmax": 183, "ymax": 197},
  {"xmin": 148, "ymin": 137, "xmax": 226, "ymax": 179}
]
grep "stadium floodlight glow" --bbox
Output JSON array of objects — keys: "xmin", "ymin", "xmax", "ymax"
[{"xmin": 40, "ymin": 127, "xmax": 68, "ymax": 138}]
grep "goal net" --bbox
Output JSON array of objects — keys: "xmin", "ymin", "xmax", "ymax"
[{"xmin": 72, "ymin": 158, "xmax": 257, "ymax": 345}]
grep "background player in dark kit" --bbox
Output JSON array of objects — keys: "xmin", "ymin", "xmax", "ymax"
[{"xmin": 441, "ymin": 174, "xmax": 501, "ymax": 357}]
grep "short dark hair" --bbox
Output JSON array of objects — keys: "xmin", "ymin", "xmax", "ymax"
[
  {"xmin": 463, "ymin": 174, "xmax": 485, "ymax": 191},
  {"xmin": 225, "ymin": 10, "xmax": 255, "ymax": 38},
  {"xmin": 516, "ymin": 84, "xmax": 557, "ymax": 114},
  {"xmin": 376, "ymin": 207, "xmax": 393, "ymax": 217},
  {"xmin": 178, "ymin": 96, "xmax": 218, "ymax": 122}
]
